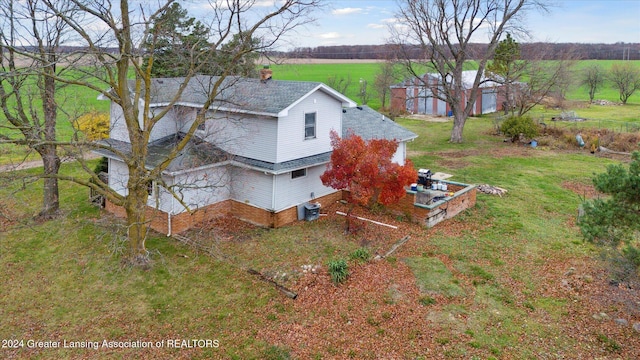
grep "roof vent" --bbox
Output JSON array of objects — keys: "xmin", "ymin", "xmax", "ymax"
[
  {"xmin": 357, "ymin": 106, "xmax": 363, "ymax": 110},
  {"xmin": 342, "ymin": 109, "xmax": 346, "ymax": 113}
]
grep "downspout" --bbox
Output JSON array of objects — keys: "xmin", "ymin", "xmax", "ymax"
[
  {"xmin": 271, "ymin": 173, "xmax": 277, "ymax": 212},
  {"xmin": 167, "ymin": 177, "xmax": 174, "ymax": 237}
]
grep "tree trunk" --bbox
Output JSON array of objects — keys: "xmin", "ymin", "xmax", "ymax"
[
  {"xmin": 38, "ymin": 62, "xmax": 60, "ymax": 217},
  {"xmin": 449, "ymin": 111, "xmax": 466, "ymax": 143},
  {"xmin": 39, "ymin": 144, "xmax": 60, "ymax": 218},
  {"xmin": 124, "ymin": 182, "xmax": 150, "ymax": 266}
]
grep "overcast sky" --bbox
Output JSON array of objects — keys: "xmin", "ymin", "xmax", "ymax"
[{"xmin": 289, "ymin": 0, "xmax": 640, "ymax": 48}]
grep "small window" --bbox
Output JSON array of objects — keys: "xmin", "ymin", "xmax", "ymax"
[
  {"xmin": 304, "ymin": 112, "xmax": 316, "ymax": 139},
  {"xmin": 197, "ymin": 122, "xmax": 205, "ymax": 131},
  {"xmin": 291, "ymin": 168, "xmax": 306, "ymax": 179}
]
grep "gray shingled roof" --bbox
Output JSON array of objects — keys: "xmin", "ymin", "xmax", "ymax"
[
  {"xmin": 391, "ymin": 70, "xmax": 500, "ymax": 90},
  {"xmin": 98, "ymin": 78, "xmax": 416, "ymax": 175},
  {"xmin": 143, "ymin": 75, "xmax": 353, "ymax": 116},
  {"xmin": 233, "ymin": 152, "xmax": 332, "ymax": 173},
  {"xmin": 94, "ymin": 133, "xmax": 229, "ymax": 173},
  {"xmin": 342, "ymin": 105, "xmax": 417, "ymax": 142},
  {"xmin": 95, "ymin": 134, "xmax": 331, "ymax": 174}
]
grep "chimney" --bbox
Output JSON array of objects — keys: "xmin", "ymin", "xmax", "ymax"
[{"xmin": 260, "ymin": 65, "xmax": 272, "ymax": 82}]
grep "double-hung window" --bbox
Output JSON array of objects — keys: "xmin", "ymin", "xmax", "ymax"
[{"xmin": 304, "ymin": 112, "xmax": 316, "ymax": 139}]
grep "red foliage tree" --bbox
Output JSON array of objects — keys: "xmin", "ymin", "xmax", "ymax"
[{"xmin": 321, "ymin": 130, "xmax": 417, "ymax": 209}]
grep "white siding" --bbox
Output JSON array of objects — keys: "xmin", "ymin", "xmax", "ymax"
[
  {"xmin": 107, "ymin": 158, "xmax": 129, "ymax": 196},
  {"xmin": 165, "ymin": 167, "xmax": 231, "ymax": 214},
  {"xmin": 230, "ymin": 167, "xmax": 274, "ymax": 210},
  {"xmin": 276, "ymin": 90, "xmax": 342, "ymax": 163},
  {"xmin": 200, "ymin": 113, "xmax": 278, "ymax": 163},
  {"xmin": 149, "ymin": 107, "xmax": 182, "ymax": 142},
  {"xmin": 273, "ymin": 164, "xmax": 336, "ymax": 211},
  {"xmin": 392, "ymin": 142, "xmax": 407, "ymax": 165},
  {"xmin": 109, "ymin": 103, "xmax": 128, "ymax": 142},
  {"xmin": 109, "ymin": 103, "xmax": 196, "ymax": 144},
  {"xmin": 107, "ymin": 158, "xmax": 232, "ymax": 214},
  {"xmin": 147, "ymin": 175, "xmax": 175, "ymax": 213}
]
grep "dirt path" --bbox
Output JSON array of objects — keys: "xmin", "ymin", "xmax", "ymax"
[{"xmin": 0, "ymin": 153, "xmax": 101, "ymax": 173}]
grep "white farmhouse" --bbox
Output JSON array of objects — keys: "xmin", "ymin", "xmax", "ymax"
[{"xmin": 96, "ymin": 70, "xmax": 417, "ymax": 234}]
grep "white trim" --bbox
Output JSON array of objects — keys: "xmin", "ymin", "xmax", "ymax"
[
  {"xmin": 277, "ymin": 84, "xmax": 357, "ymax": 117},
  {"xmin": 149, "ymin": 101, "xmax": 279, "ymax": 118}
]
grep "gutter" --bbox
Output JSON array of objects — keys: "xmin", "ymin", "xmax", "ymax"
[{"xmin": 168, "ymin": 176, "xmax": 175, "ymax": 237}]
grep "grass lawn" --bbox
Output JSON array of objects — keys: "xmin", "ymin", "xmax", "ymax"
[{"xmin": 2, "ymin": 116, "xmax": 639, "ymax": 358}]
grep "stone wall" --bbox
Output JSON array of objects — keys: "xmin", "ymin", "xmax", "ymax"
[{"xmin": 388, "ymin": 180, "xmax": 476, "ymax": 227}]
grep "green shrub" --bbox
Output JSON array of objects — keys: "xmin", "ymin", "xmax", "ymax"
[
  {"xmin": 419, "ymin": 296, "xmax": 436, "ymax": 306},
  {"xmin": 328, "ymin": 258, "xmax": 349, "ymax": 284},
  {"xmin": 623, "ymin": 245, "xmax": 640, "ymax": 270},
  {"xmin": 349, "ymin": 247, "xmax": 370, "ymax": 263},
  {"xmin": 500, "ymin": 116, "xmax": 539, "ymax": 142},
  {"xmin": 93, "ymin": 156, "xmax": 108, "ymax": 174}
]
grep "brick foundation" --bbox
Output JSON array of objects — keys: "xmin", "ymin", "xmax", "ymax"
[
  {"xmin": 103, "ymin": 191, "xmax": 345, "ymax": 234},
  {"xmin": 103, "ymin": 184, "xmax": 473, "ymax": 233}
]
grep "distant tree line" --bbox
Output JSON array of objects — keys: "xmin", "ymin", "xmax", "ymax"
[
  {"xmin": 18, "ymin": 42, "xmax": 639, "ymax": 62},
  {"xmin": 276, "ymin": 43, "xmax": 640, "ymax": 61}
]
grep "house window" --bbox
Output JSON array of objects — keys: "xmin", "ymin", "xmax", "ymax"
[
  {"xmin": 304, "ymin": 112, "xmax": 316, "ymax": 139},
  {"xmin": 291, "ymin": 168, "xmax": 306, "ymax": 179},
  {"xmin": 146, "ymin": 180, "xmax": 154, "ymax": 197}
]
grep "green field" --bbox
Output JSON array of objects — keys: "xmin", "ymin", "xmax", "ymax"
[{"xmin": 266, "ymin": 60, "xmax": 640, "ymax": 109}]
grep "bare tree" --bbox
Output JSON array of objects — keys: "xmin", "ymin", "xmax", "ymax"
[
  {"xmin": 511, "ymin": 51, "xmax": 577, "ymax": 116},
  {"xmin": 392, "ymin": 0, "xmax": 549, "ymax": 143},
  {"xmin": 325, "ymin": 74, "xmax": 352, "ymax": 95},
  {"xmin": 21, "ymin": 0, "xmax": 321, "ymax": 267},
  {"xmin": 358, "ymin": 78, "xmax": 371, "ymax": 105},
  {"xmin": 0, "ymin": 0, "xmax": 77, "ymax": 218},
  {"xmin": 608, "ymin": 62, "xmax": 640, "ymax": 104},
  {"xmin": 374, "ymin": 60, "xmax": 402, "ymax": 110},
  {"xmin": 580, "ymin": 64, "xmax": 606, "ymax": 103}
]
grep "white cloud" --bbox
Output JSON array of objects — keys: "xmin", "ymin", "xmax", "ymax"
[
  {"xmin": 367, "ymin": 23, "xmax": 385, "ymax": 29},
  {"xmin": 318, "ymin": 32, "xmax": 342, "ymax": 39},
  {"xmin": 332, "ymin": 7, "xmax": 363, "ymax": 15},
  {"xmin": 254, "ymin": 0, "xmax": 281, "ymax": 6}
]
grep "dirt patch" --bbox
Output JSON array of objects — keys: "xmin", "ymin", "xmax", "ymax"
[
  {"xmin": 195, "ymin": 214, "xmax": 262, "ymax": 243},
  {"xmin": 433, "ymin": 149, "xmax": 476, "ymax": 159},
  {"xmin": 258, "ymin": 259, "xmax": 438, "ymax": 359},
  {"xmin": 435, "ymin": 144, "xmax": 537, "ymax": 160},
  {"xmin": 531, "ymin": 257, "xmax": 640, "ymax": 357},
  {"xmin": 562, "ymin": 181, "xmax": 601, "ymax": 199},
  {"xmin": 406, "ymin": 114, "xmax": 451, "ymax": 122},
  {"xmin": 436, "ymin": 158, "xmax": 470, "ymax": 169},
  {"xmin": 488, "ymin": 144, "xmax": 537, "ymax": 158}
]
